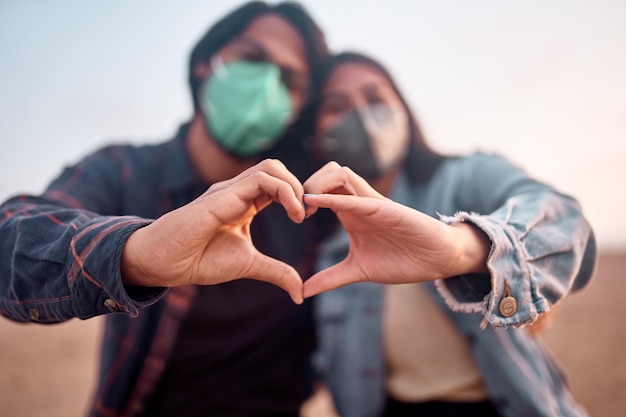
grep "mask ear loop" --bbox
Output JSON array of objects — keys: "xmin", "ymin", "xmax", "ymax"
[
  {"xmin": 200, "ymin": 56, "xmax": 227, "ymax": 116},
  {"xmin": 210, "ymin": 55, "xmax": 228, "ymax": 80},
  {"xmin": 357, "ymin": 104, "xmax": 411, "ymax": 173},
  {"xmin": 358, "ymin": 104, "xmax": 409, "ymax": 136},
  {"xmin": 357, "ymin": 105, "xmax": 383, "ymax": 137}
]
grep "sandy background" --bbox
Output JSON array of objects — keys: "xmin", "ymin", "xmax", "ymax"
[{"xmin": 1, "ymin": 252, "xmax": 625, "ymax": 417}]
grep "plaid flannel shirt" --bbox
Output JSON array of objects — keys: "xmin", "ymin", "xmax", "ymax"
[{"xmin": 1, "ymin": 123, "xmax": 315, "ymax": 416}]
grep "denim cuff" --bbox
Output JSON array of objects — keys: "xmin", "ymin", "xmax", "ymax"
[{"xmin": 436, "ymin": 211, "xmax": 544, "ymax": 327}]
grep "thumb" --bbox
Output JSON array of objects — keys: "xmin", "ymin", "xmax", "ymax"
[
  {"xmin": 248, "ymin": 251, "xmax": 304, "ymax": 304},
  {"xmin": 303, "ymin": 262, "xmax": 362, "ymax": 298}
]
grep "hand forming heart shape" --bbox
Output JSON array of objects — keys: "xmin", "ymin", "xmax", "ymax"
[{"xmin": 121, "ymin": 159, "xmax": 489, "ymax": 304}]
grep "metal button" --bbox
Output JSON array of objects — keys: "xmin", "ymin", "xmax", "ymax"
[
  {"xmin": 103, "ymin": 298, "xmax": 120, "ymax": 312},
  {"xmin": 499, "ymin": 296, "xmax": 518, "ymax": 317},
  {"xmin": 28, "ymin": 308, "xmax": 40, "ymax": 321}
]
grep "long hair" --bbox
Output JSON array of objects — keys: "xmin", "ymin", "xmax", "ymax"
[{"xmin": 312, "ymin": 51, "xmax": 447, "ymax": 184}]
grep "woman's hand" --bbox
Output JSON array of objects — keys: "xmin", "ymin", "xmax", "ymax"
[{"xmin": 302, "ymin": 162, "xmax": 490, "ymax": 298}]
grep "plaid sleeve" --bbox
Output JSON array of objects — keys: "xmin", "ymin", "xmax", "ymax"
[{"xmin": 0, "ymin": 196, "xmax": 166, "ymax": 323}]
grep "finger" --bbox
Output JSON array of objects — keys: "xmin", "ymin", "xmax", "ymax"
[
  {"xmin": 303, "ymin": 193, "xmax": 380, "ymax": 215},
  {"xmin": 303, "ymin": 262, "xmax": 363, "ymax": 298},
  {"xmin": 258, "ymin": 159, "xmax": 305, "ymax": 201},
  {"xmin": 303, "ymin": 161, "xmax": 342, "ymax": 187},
  {"xmin": 239, "ymin": 159, "xmax": 305, "ymax": 220},
  {"xmin": 305, "ymin": 165, "xmax": 381, "ymax": 198},
  {"xmin": 302, "ymin": 162, "xmax": 342, "ymax": 217},
  {"xmin": 250, "ymin": 171, "xmax": 305, "ymax": 223},
  {"xmin": 205, "ymin": 159, "xmax": 305, "ymax": 202},
  {"xmin": 303, "ymin": 166, "xmax": 382, "ymax": 219},
  {"xmin": 247, "ymin": 251, "xmax": 304, "ymax": 304},
  {"xmin": 208, "ymin": 170, "xmax": 306, "ymax": 224},
  {"xmin": 303, "ymin": 193, "xmax": 362, "ymax": 220},
  {"xmin": 303, "ymin": 194, "xmax": 320, "ymax": 218}
]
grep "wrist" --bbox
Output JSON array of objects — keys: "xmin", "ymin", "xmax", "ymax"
[
  {"xmin": 120, "ymin": 227, "xmax": 162, "ymax": 287},
  {"xmin": 448, "ymin": 222, "xmax": 490, "ymax": 276}
]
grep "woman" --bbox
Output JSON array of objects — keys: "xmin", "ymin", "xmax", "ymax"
[
  {"xmin": 303, "ymin": 52, "xmax": 596, "ymax": 417},
  {"xmin": 0, "ymin": 2, "xmax": 330, "ymax": 416}
]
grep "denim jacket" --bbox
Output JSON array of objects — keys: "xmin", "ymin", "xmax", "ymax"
[{"xmin": 313, "ymin": 152, "xmax": 596, "ymax": 417}]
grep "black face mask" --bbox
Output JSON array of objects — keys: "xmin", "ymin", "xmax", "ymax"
[{"xmin": 315, "ymin": 104, "xmax": 410, "ymax": 180}]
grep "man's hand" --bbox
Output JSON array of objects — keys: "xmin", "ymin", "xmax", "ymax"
[
  {"xmin": 121, "ymin": 159, "xmax": 306, "ymax": 304},
  {"xmin": 302, "ymin": 162, "xmax": 490, "ymax": 298}
]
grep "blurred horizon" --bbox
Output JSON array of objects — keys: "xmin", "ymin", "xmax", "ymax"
[{"xmin": 1, "ymin": 0, "xmax": 625, "ymax": 250}]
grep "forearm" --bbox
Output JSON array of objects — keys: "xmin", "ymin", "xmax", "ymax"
[{"xmin": 0, "ymin": 196, "xmax": 165, "ymax": 323}]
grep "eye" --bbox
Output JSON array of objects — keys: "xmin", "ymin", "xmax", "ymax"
[
  {"xmin": 241, "ymin": 49, "xmax": 267, "ymax": 63},
  {"xmin": 364, "ymin": 91, "xmax": 385, "ymax": 106},
  {"xmin": 281, "ymin": 70, "xmax": 308, "ymax": 98},
  {"xmin": 320, "ymin": 98, "xmax": 349, "ymax": 115},
  {"xmin": 362, "ymin": 83, "xmax": 400, "ymax": 108},
  {"xmin": 226, "ymin": 39, "xmax": 269, "ymax": 63}
]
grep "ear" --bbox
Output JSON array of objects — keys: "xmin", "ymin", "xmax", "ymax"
[{"xmin": 194, "ymin": 61, "xmax": 212, "ymax": 81}]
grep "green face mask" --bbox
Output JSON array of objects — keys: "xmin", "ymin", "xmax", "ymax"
[{"xmin": 201, "ymin": 58, "xmax": 294, "ymax": 158}]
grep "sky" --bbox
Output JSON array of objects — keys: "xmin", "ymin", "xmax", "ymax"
[{"xmin": 1, "ymin": 0, "xmax": 625, "ymax": 250}]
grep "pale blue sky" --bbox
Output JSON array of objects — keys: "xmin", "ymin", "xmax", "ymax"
[{"xmin": 1, "ymin": 0, "xmax": 625, "ymax": 249}]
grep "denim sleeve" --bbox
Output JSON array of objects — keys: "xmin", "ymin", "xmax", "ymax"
[{"xmin": 434, "ymin": 154, "xmax": 596, "ymax": 327}]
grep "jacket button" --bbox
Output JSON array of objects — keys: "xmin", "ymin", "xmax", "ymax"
[
  {"xmin": 103, "ymin": 298, "xmax": 120, "ymax": 312},
  {"xmin": 499, "ymin": 296, "xmax": 517, "ymax": 317},
  {"xmin": 28, "ymin": 308, "xmax": 40, "ymax": 320}
]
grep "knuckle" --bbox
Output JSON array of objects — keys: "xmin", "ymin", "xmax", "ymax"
[
  {"xmin": 339, "ymin": 165, "xmax": 354, "ymax": 176},
  {"xmin": 260, "ymin": 158, "xmax": 284, "ymax": 171},
  {"xmin": 339, "ymin": 166, "xmax": 355, "ymax": 182},
  {"xmin": 206, "ymin": 182, "xmax": 221, "ymax": 193},
  {"xmin": 249, "ymin": 170, "xmax": 270, "ymax": 182}
]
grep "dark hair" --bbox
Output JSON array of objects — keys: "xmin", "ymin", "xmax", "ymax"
[
  {"xmin": 187, "ymin": 1, "xmax": 328, "ymax": 181},
  {"xmin": 312, "ymin": 51, "xmax": 447, "ymax": 184},
  {"xmin": 188, "ymin": 1, "xmax": 327, "ymax": 111}
]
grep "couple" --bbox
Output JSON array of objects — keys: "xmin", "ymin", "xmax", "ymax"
[{"xmin": 0, "ymin": 2, "xmax": 595, "ymax": 417}]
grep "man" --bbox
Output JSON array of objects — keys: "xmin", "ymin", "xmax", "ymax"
[{"xmin": 0, "ymin": 2, "xmax": 329, "ymax": 416}]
